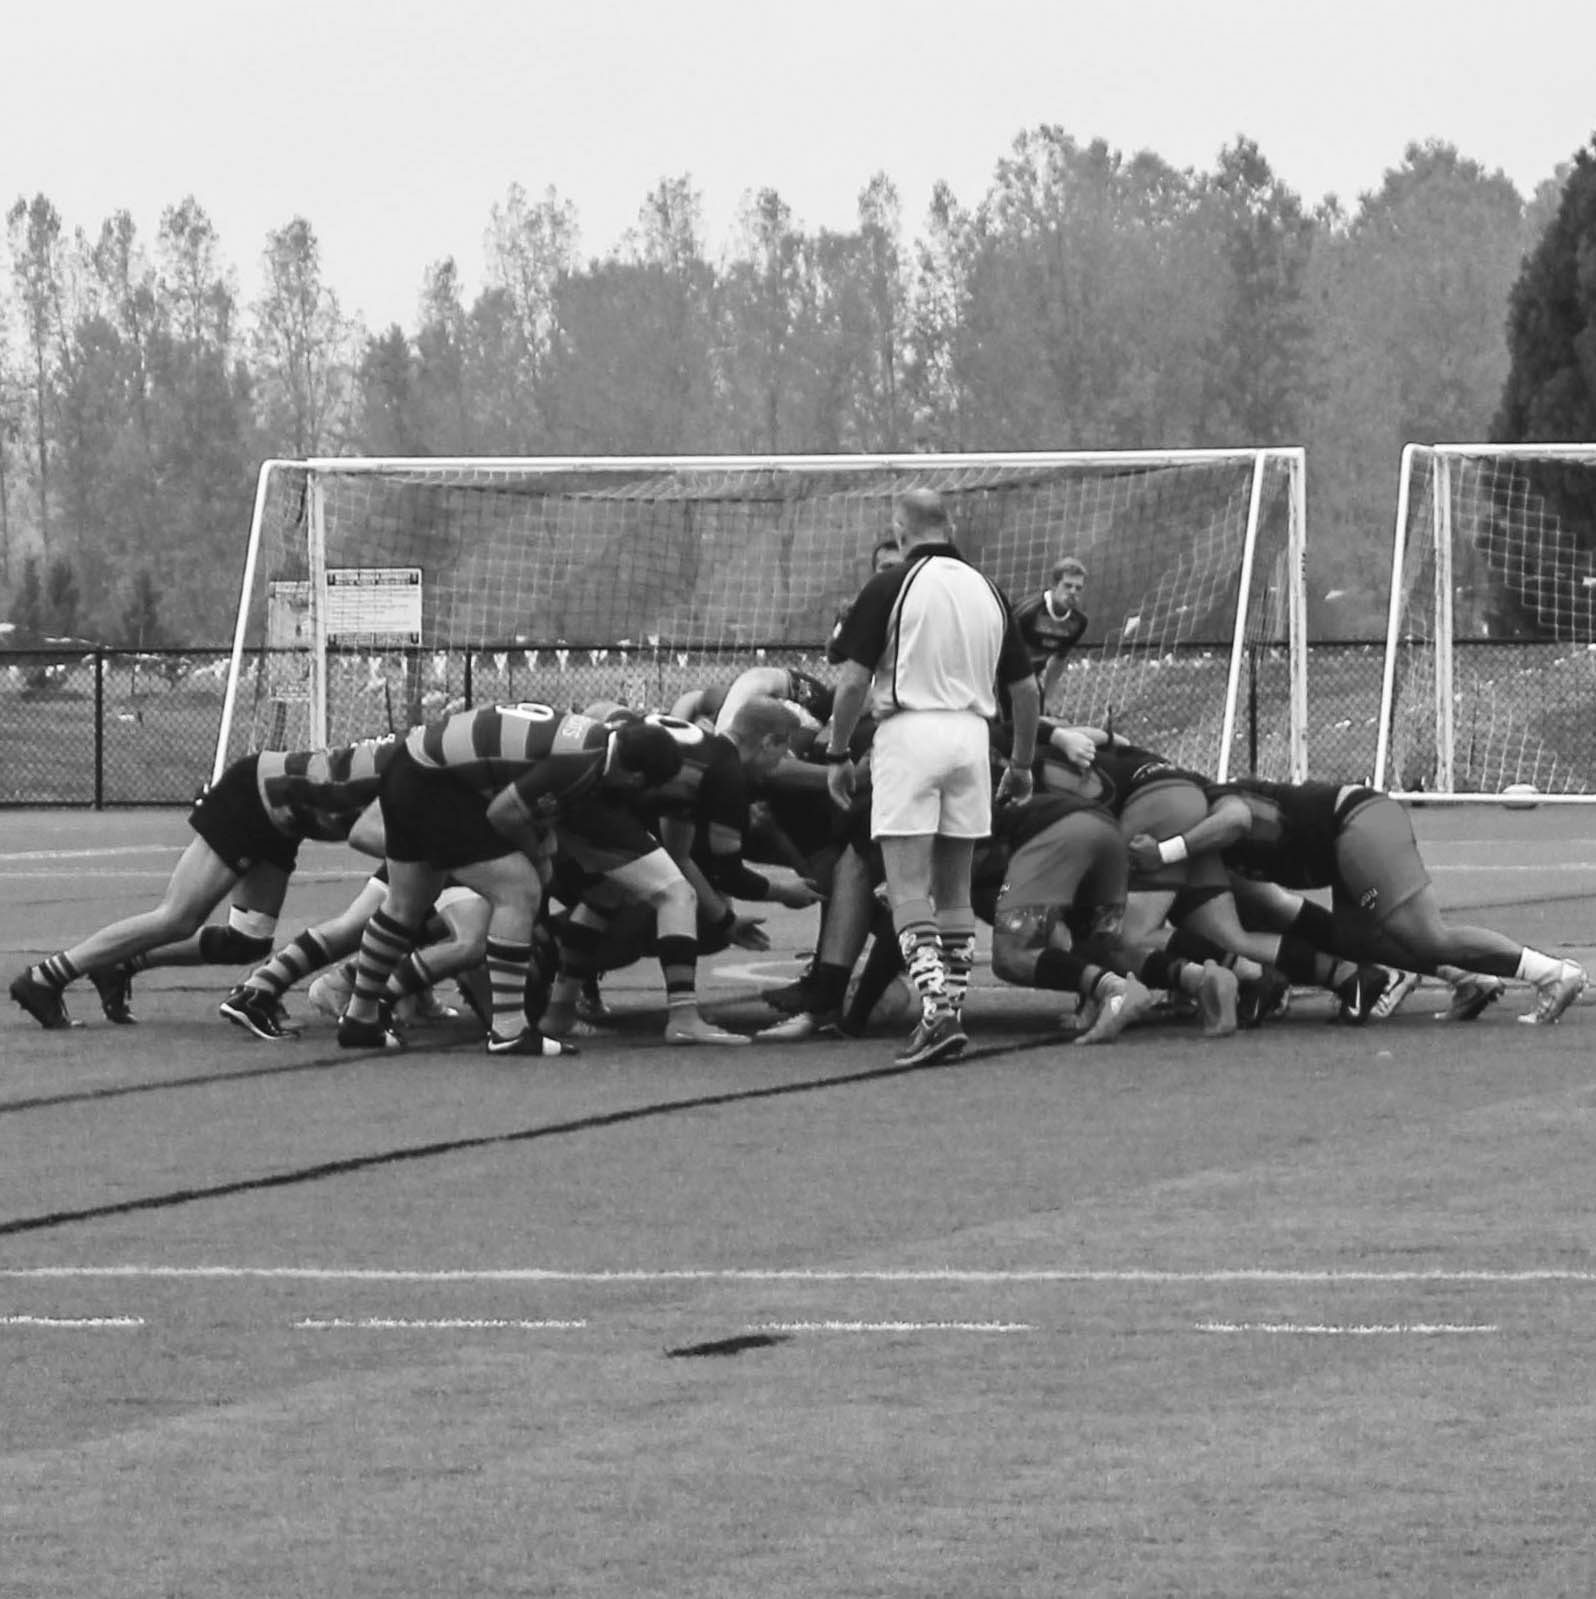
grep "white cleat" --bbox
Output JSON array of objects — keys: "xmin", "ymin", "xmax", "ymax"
[
  {"xmin": 1519, "ymin": 962, "xmax": 1587, "ymax": 1026},
  {"xmin": 1076, "ymin": 975, "xmax": 1155, "ymax": 1046},
  {"xmin": 664, "ymin": 1016, "xmax": 752, "ymax": 1047},
  {"xmin": 1371, "ymin": 968, "xmax": 1423, "ymax": 1020}
]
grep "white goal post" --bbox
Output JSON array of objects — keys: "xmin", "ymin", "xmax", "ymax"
[
  {"xmin": 213, "ymin": 450, "xmax": 1308, "ymax": 784},
  {"xmin": 1373, "ymin": 442, "xmax": 1596, "ymax": 803}
]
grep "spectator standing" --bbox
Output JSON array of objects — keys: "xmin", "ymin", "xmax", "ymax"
[{"xmin": 1013, "ymin": 556, "xmax": 1089, "ymax": 710}]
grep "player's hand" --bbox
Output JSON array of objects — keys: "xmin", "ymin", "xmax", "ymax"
[
  {"xmin": 1126, "ymin": 832, "xmax": 1162, "ymax": 873},
  {"xmin": 773, "ymin": 878, "xmax": 823, "ymax": 910},
  {"xmin": 995, "ymin": 765, "xmax": 1034, "ymax": 807},
  {"xmin": 826, "ymin": 758, "xmax": 856, "ymax": 809},
  {"xmin": 731, "ymin": 915, "xmax": 770, "ymax": 951},
  {"xmin": 1050, "ymin": 726, "xmax": 1096, "ymax": 770}
]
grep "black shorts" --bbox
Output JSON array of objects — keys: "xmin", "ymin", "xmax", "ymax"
[
  {"xmin": 188, "ymin": 755, "xmax": 300, "ymax": 877},
  {"xmin": 380, "ymin": 746, "xmax": 516, "ymax": 870}
]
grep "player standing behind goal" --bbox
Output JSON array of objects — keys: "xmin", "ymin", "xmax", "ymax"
[
  {"xmin": 1012, "ymin": 556, "xmax": 1089, "ymax": 711},
  {"xmin": 824, "ymin": 488, "xmax": 1040, "ymax": 1066}
]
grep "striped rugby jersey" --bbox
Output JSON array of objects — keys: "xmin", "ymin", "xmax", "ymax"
[{"xmin": 254, "ymin": 737, "xmax": 398, "ymax": 842}]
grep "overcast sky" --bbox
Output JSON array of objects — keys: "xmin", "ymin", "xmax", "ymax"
[{"xmin": 5, "ymin": 0, "xmax": 1592, "ymax": 332}]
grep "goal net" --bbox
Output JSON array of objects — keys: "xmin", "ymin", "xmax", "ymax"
[
  {"xmin": 1373, "ymin": 443, "xmax": 1596, "ymax": 801},
  {"xmin": 213, "ymin": 451, "xmax": 1307, "ymax": 782}
]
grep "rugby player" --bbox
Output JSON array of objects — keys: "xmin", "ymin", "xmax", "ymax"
[{"xmin": 10, "ymin": 737, "xmax": 396, "ymax": 1030}]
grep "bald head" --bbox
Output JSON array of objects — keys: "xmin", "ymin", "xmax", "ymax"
[{"xmin": 893, "ymin": 488, "xmax": 953, "ymax": 550}]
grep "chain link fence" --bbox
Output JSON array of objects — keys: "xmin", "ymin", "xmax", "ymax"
[{"xmin": 2, "ymin": 642, "xmax": 1588, "ymax": 807}]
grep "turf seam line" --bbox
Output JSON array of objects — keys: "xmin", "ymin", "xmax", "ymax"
[{"xmin": 0, "ymin": 1034, "xmax": 1062, "ymax": 1236}]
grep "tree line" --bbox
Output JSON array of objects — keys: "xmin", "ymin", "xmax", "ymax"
[{"xmin": 3, "ymin": 130, "xmax": 1594, "ymax": 649}]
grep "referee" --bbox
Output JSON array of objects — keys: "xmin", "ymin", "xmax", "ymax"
[{"xmin": 825, "ymin": 488, "xmax": 1039, "ymax": 1065}]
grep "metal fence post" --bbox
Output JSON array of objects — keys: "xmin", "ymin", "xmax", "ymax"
[{"xmin": 93, "ymin": 649, "xmax": 105, "ymax": 809}]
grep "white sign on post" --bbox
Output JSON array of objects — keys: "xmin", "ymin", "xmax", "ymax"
[{"xmin": 324, "ymin": 568, "xmax": 424, "ymax": 644}]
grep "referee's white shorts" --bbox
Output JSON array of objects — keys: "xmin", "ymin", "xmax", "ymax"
[{"xmin": 870, "ymin": 710, "xmax": 992, "ymax": 840}]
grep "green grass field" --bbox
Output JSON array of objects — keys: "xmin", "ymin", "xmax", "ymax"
[{"xmin": 2, "ymin": 808, "xmax": 1594, "ymax": 1596}]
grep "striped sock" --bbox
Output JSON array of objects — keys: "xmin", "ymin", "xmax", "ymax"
[
  {"xmin": 34, "ymin": 953, "xmax": 82, "ymax": 991},
  {"xmin": 656, "ymin": 935, "xmax": 699, "ymax": 1013},
  {"xmin": 386, "ymin": 950, "xmax": 437, "ymax": 1002},
  {"xmin": 250, "ymin": 930, "xmax": 332, "ymax": 998},
  {"xmin": 346, "ymin": 910, "xmax": 417, "ymax": 1023},
  {"xmin": 938, "ymin": 921, "xmax": 977, "ymax": 1020},
  {"xmin": 485, "ymin": 939, "xmax": 532, "ymax": 1038},
  {"xmin": 895, "ymin": 919, "xmax": 950, "ymax": 1022}
]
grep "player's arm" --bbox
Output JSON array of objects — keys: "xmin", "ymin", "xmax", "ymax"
[
  {"xmin": 998, "ymin": 616, "xmax": 1040, "ymax": 772},
  {"xmin": 1039, "ymin": 652, "xmax": 1067, "ymax": 710},
  {"xmin": 1126, "ymin": 794, "xmax": 1253, "ymax": 872},
  {"xmin": 484, "ymin": 757, "xmax": 568, "ymax": 852},
  {"xmin": 824, "ymin": 661, "xmax": 872, "ymax": 759}
]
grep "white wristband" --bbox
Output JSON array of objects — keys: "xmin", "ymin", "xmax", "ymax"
[{"xmin": 1157, "ymin": 836, "xmax": 1189, "ymax": 865}]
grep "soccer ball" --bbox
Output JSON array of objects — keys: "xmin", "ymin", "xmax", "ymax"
[
  {"xmin": 1502, "ymin": 783, "xmax": 1540, "ymax": 810},
  {"xmin": 870, "ymin": 974, "xmax": 922, "ymax": 1028}
]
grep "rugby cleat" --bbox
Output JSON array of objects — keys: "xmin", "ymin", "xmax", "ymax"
[
  {"xmin": 9, "ymin": 968, "xmax": 76, "ymax": 1030},
  {"xmin": 1442, "ymin": 973, "xmax": 1505, "ymax": 1022},
  {"xmin": 90, "ymin": 964, "xmax": 137, "ymax": 1025},
  {"xmin": 219, "ymin": 984, "xmax": 300, "ymax": 1041},
  {"xmin": 1370, "ymin": 968, "xmax": 1423, "ymax": 1021},
  {"xmin": 1236, "ymin": 968, "xmax": 1292, "ymax": 1029},
  {"xmin": 664, "ymin": 1015, "xmax": 752, "ymax": 1047},
  {"xmin": 1333, "ymin": 965, "xmax": 1390, "ymax": 1025},
  {"xmin": 1075, "ymin": 974, "xmax": 1155, "ymax": 1046},
  {"xmin": 760, "ymin": 976, "xmax": 818, "ymax": 1016},
  {"xmin": 487, "ymin": 1028, "xmax": 578, "ymax": 1057},
  {"xmin": 336, "ymin": 1008, "xmax": 404, "ymax": 1050},
  {"xmin": 754, "ymin": 1009, "xmax": 846, "ymax": 1043},
  {"xmin": 1520, "ymin": 962, "xmax": 1586, "ymax": 1027},
  {"xmin": 895, "ymin": 1010, "xmax": 968, "ymax": 1066}
]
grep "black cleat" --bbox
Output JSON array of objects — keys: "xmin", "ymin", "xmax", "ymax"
[
  {"xmin": 10, "ymin": 969, "xmax": 75, "ymax": 1030},
  {"xmin": 90, "ymin": 965, "xmax": 137, "ymax": 1025},
  {"xmin": 487, "ymin": 1027, "xmax": 578, "ymax": 1057},
  {"xmin": 1333, "ymin": 965, "xmax": 1390, "ymax": 1025},
  {"xmin": 760, "ymin": 977, "xmax": 817, "ymax": 1016},
  {"xmin": 336, "ymin": 1010, "xmax": 405, "ymax": 1050},
  {"xmin": 1237, "ymin": 969, "xmax": 1292, "ymax": 1030},
  {"xmin": 219, "ymin": 984, "xmax": 300, "ymax": 1041}
]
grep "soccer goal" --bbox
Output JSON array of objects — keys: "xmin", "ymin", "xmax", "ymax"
[
  {"xmin": 212, "ymin": 450, "xmax": 1308, "ymax": 783},
  {"xmin": 1372, "ymin": 443, "xmax": 1596, "ymax": 802}
]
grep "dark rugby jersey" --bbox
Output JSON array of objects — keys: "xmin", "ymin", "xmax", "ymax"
[
  {"xmin": 1013, "ymin": 591, "xmax": 1089, "ymax": 674},
  {"xmin": 255, "ymin": 737, "xmax": 398, "ymax": 842},
  {"xmin": 627, "ymin": 715, "xmax": 749, "ymax": 837},
  {"xmin": 406, "ymin": 703, "xmax": 612, "ymax": 816},
  {"xmin": 1203, "ymin": 777, "xmax": 1346, "ymax": 889},
  {"xmin": 609, "ymin": 711, "xmax": 771, "ymax": 892},
  {"xmin": 1088, "ymin": 742, "xmax": 1209, "ymax": 818}
]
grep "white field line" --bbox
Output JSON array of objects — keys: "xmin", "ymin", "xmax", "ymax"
[
  {"xmin": 0, "ymin": 846, "xmax": 181, "ymax": 862},
  {"xmin": 0, "ymin": 1314, "xmax": 144, "ymax": 1328},
  {"xmin": 1198, "ymin": 1321, "xmax": 1498, "ymax": 1336},
  {"xmin": 8, "ymin": 1265, "xmax": 1596, "ymax": 1285},
  {"xmin": 296, "ymin": 1317, "xmax": 587, "ymax": 1331},
  {"xmin": 757, "ymin": 1320, "xmax": 1032, "ymax": 1333}
]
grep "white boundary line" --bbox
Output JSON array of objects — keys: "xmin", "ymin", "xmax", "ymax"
[
  {"xmin": 757, "ymin": 1320, "xmax": 1032, "ymax": 1333},
  {"xmin": 0, "ymin": 1314, "xmax": 145, "ymax": 1328},
  {"xmin": 297, "ymin": 1317, "xmax": 587, "ymax": 1331},
  {"xmin": 1198, "ymin": 1321, "xmax": 1498, "ymax": 1336},
  {"xmin": 7, "ymin": 1265, "xmax": 1596, "ymax": 1284}
]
